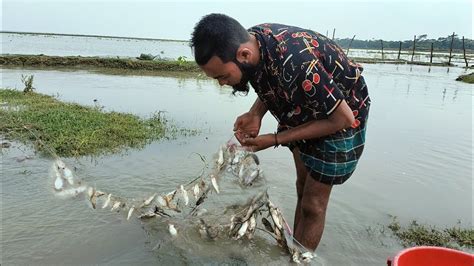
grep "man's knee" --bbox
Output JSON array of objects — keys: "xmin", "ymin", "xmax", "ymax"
[
  {"xmin": 296, "ymin": 179, "xmax": 305, "ymax": 199},
  {"xmin": 300, "ymin": 198, "xmax": 327, "ymax": 219}
]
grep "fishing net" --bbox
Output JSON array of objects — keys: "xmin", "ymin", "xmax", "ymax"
[{"xmin": 51, "ymin": 140, "xmax": 315, "ymax": 264}]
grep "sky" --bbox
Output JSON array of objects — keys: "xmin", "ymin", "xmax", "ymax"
[{"xmin": 1, "ymin": 0, "xmax": 472, "ymax": 41}]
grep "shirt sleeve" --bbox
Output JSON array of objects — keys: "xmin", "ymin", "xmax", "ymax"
[{"xmin": 279, "ymin": 33, "xmax": 345, "ymax": 117}]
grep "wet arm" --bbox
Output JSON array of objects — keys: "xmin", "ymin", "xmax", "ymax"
[{"xmin": 275, "ymin": 100, "xmax": 354, "ymax": 145}]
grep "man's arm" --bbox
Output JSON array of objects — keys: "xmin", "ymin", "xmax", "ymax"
[
  {"xmin": 276, "ymin": 100, "xmax": 354, "ymax": 145},
  {"xmin": 248, "ymin": 97, "xmax": 268, "ymax": 118}
]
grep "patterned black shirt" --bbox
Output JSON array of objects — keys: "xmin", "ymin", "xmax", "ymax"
[{"xmin": 248, "ymin": 23, "xmax": 370, "ymax": 132}]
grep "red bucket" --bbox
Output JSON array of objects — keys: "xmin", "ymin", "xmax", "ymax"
[{"xmin": 387, "ymin": 246, "xmax": 473, "ymax": 266}]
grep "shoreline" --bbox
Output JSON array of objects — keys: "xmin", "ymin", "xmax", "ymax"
[
  {"xmin": 0, "ymin": 54, "xmax": 202, "ymax": 73},
  {"xmin": 0, "ymin": 30, "xmax": 187, "ymax": 43},
  {"xmin": 0, "ymin": 54, "xmax": 462, "ymax": 74}
]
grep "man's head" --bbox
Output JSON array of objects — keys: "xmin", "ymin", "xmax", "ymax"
[{"xmin": 190, "ymin": 13, "xmax": 258, "ymax": 94}]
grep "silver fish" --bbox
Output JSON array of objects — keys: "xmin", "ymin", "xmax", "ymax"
[
  {"xmin": 192, "ymin": 184, "xmax": 200, "ymax": 200},
  {"xmin": 63, "ymin": 167, "xmax": 74, "ymax": 185},
  {"xmin": 168, "ymin": 224, "xmax": 177, "ymax": 236},
  {"xmin": 246, "ymin": 215, "xmax": 257, "ymax": 239},
  {"xmin": 180, "ymin": 185, "xmax": 189, "ymax": 206},
  {"xmin": 268, "ymin": 201, "xmax": 282, "ymax": 230},
  {"xmin": 54, "ymin": 169, "xmax": 64, "ymax": 191},
  {"xmin": 55, "ymin": 185, "xmax": 87, "ymax": 197},
  {"xmin": 102, "ymin": 194, "xmax": 112, "ymax": 209},
  {"xmin": 138, "ymin": 212, "xmax": 157, "ymax": 219},
  {"xmin": 111, "ymin": 201, "xmax": 121, "ymax": 211},
  {"xmin": 235, "ymin": 221, "xmax": 249, "ymax": 239},
  {"xmin": 210, "ymin": 175, "xmax": 219, "ymax": 194},
  {"xmin": 88, "ymin": 187, "xmax": 97, "ymax": 209},
  {"xmin": 238, "ymin": 164, "xmax": 245, "ymax": 179},
  {"xmin": 217, "ymin": 147, "xmax": 224, "ymax": 169},
  {"xmin": 156, "ymin": 195, "xmax": 167, "ymax": 207},
  {"xmin": 143, "ymin": 193, "xmax": 157, "ymax": 207},
  {"xmin": 301, "ymin": 252, "xmax": 314, "ymax": 262},
  {"xmin": 244, "ymin": 169, "xmax": 259, "ymax": 185},
  {"xmin": 127, "ymin": 206, "xmax": 135, "ymax": 220}
]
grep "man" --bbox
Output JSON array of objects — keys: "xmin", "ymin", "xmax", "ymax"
[{"xmin": 190, "ymin": 13, "xmax": 370, "ymax": 251}]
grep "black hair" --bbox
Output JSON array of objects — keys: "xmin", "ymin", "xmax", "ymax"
[{"xmin": 190, "ymin": 13, "xmax": 250, "ymax": 65}]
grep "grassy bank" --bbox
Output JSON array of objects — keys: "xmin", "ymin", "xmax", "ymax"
[
  {"xmin": 0, "ymin": 54, "xmax": 201, "ymax": 73},
  {"xmin": 0, "ymin": 89, "xmax": 197, "ymax": 157},
  {"xmin": 456, "ymin": 72, "xmax": 474, "ymax": 83},
  {"xmin": 0, "ymin": 54, "xmax": 455, "ymax": 73},
  {"xmin": 388, "ymin": 217, "xmax": 473, "ymax": 250}
]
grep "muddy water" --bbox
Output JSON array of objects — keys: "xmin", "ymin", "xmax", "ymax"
[{"xmin": 1, "ymin": 64, "xmax": 472, "ymax": 265}]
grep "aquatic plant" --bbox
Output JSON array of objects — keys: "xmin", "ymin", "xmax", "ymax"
[
  {"xmin": 456, "ymin": 72, "xmax": 474, "ymax": 83},
  {"xmin": 388, "ymin": 216, "xmax": 473, "ymax": 249},
  {"xmin": 21, "ymin": 74, "xmax": 35, "ymax": 93}
]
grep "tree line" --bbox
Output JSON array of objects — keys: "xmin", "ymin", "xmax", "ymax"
[{"xmin": 334, "ymin": 34, "xmax": 473, "ymax": 52}]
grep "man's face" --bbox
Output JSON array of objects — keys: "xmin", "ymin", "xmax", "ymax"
[{"xmin": 200, "ymin": 55, "xmax": 255, "ymax": 93}]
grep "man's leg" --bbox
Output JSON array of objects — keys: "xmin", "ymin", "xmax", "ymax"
[
  {"xmin": 293, "ymin": 167, "xmax": 332, "ymax": 250},
  {"xmin": 292, "ymin": 148, "xmax": 308, "ymax": 235}
]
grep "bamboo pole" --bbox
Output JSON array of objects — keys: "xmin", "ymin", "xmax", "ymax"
[
  {"xmin": 380, "ymin": 40, "xmax": 384, "ymax": 60},
  {"xmin": 346, "ymin": 35, "xmax": 356, "ymax": 55},
  {"xmin": 448, "ymin": 32, "xmax": 455, "ymax": 65},
  {"xmin": 411, "ymin": 35, "xmax": 416, "ymax": 62},
  {"xmin": 430, "ymin": 43, "xmax": 434, "ymax": 64},
  {"xmin": 398, "ymin": 41, "xmax": 402, "ymax": 60},
  {"xmin": 462, "ymin": 36, "xmax": 468, "ymax": 68}
]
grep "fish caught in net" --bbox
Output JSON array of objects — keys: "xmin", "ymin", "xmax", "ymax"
[{"xmin": 51, "ymin": 140, "xmax": 315, "ymax": 264}]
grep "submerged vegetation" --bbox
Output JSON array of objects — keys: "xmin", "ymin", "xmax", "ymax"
[
  {"xmin": 456, "ymin": 72, "xmax": 474, "ymax": 83},
  {"xmin": 0, "ymin": 89, "xmax": 198, "ymax": 157},
  {"xmin": 388, "ymin": 217, "xmax": 474, "ymax": 249}
]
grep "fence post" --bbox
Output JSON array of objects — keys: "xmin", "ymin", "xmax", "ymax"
[
  {"xmin": 380, "ymin": 40, "xmax": 384, "ymax": 60},
  {"xmin": 430, "ymin": 43, "xmax": 434, "ymax": 65},
  {"xmin": 448, "ymin": 32, "xmax": 455, "ymax": 65},
  {"xmin": 398, "ymin": 41, "xmax": 402, "ymax": 60},
  {"xmin": 346, "ymin": 35, "xmax": 356, "ymax": 56},
  {"xmin": 411, "ymin": 35, "xmax": 416, "ymax": 63},
  {"xmin": 462, "ymin": 36, "xmax": 468, "ymax": 68}
]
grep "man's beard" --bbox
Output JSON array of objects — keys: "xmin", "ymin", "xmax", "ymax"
[{"xmin": 232, "ymin": 59, "xmax": 257, "ymax": 95}]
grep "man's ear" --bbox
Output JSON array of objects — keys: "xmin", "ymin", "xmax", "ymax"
[{"xmin": 236, "ymin": 47, "xmax": 252, "ymax": 63}]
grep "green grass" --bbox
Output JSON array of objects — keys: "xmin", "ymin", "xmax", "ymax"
[
  {"xmin": 0, "ymin": 55, "xmax": 201, "ymax": 72},
  {"xmin": 456, "ymin": 72, "xmax": 474, "ymax": 83},
  {"xmin": 388, "ymin": 217, "xmax": 474, "ymax": 249},
  {"xmin": 0, "ymin": 89, "xmax": 197, "ymax": 157}
]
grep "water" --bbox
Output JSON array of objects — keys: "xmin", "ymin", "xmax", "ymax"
[
  {"xmin": 2, "ymin": 32, "xmax": 472, "ymax": 66},
  {"xmin": 1, "ymin": 58, "xmax": 473, "ymax": 264},
  {"xmin": 1, "ymin": 32, "xmax": 193, "ymax": 60}
]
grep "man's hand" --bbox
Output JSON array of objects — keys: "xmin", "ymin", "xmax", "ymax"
[
  {"xmin": 239, "ymin": 133, "xmax": 276, "ymax": 152},
  {"xmin": 233, "ymin": 112, "xmax": 262, "ymax": 144}
]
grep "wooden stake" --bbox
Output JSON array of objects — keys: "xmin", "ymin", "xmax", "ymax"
[
  {"xmin": 448, "ymin": 32, "xmax": 455, "ymax": 65},
  {"xmin": 346, "ymin": 35, "xmax": 356, "ymax": 56},
  {"xmin": 380, "ymin": 40, "xmax": 384, "ymax": 60},
  {"xmin": 430, "ymin": 43, "xmax": 434, "ymax": 65},
  {"xmin": 398, "ymin": 41, "xmax": 402, "ymax": 60},
  {"xmin": 411, "ymin": 35, "xmax": 416, "ymax": 62},
  {"xmin": 462, "ymin": 36, "xmax": 468, "ymax": 68}
]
